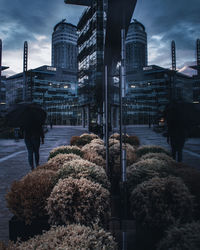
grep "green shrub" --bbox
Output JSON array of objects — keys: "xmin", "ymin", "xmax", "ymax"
[
  {"xmin": 47, "ymin": 177, "xmax": 110, "ymax": 227},
  {"xmin": 130, "ymin": 177, "xmax": 194, "ymax": 231},
  {"xmin": 48, "ymin": 145, "xmax": 83, "ymax": 159},
  {"xmin": 8, "ymin": 224, "xmax": 117, "ymax": 250},
  {"xmin": 53, "ymin": 159, "xmax": 110, "ymax": 189},
  {"xmin": 136, "ymin": 145, "xmax": 170, "ymax": 158},
  {"xmin": 157, "ymin": 222, "xmax": 200, "ymax": 250},
  {"xmin": 6, "ymin": 170, "xmax": 56, "ymax": 224}
]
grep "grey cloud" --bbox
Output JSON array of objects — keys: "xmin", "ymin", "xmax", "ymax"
[{"xmin": 0, "ymin": 0, "xmax": 85, "ymax": 50}]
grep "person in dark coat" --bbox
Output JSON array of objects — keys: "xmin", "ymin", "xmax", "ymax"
[
  {"xmin": 22, "ymin": 124, "xmax": 44, "ymax": 170},
  {"xmin": 165, "ymin": 102, "xmax": 186, "ymax": 162}
]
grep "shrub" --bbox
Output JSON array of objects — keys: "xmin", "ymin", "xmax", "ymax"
[
  {"xmin": 109, "ymin": 133, "xmax": 140, "ymax": 147},
  {"xmin": 36, "ymin": 153, "xmax": 82, "ymax": 172},
  {"xmin": 0, "ymin": 241, "xmax": 7, "ymax": 250},
  {"xmin": 109, "ymin": 142, "xmax": 137, "ymax": 176},
  {"xmin": 8, "ymin": 224, "xmax": 117, "ymax": 250},
  {"xmin": 6, "ymin": 170, "xmax": 56, "ymax": 224},
  {"xmin": 70, "ymin": 135, "xmax": 93, "ymax": 147},
  {"xmin": 130, "ymin": 177, "xmax": 194, "ymax": 232},
  {"xmin": 82, "ymin": 142, "xmax": 106, "ymax": 168},
  {"xmin": 139, "ymin": 152, "xmax": 176, "ymax": 166},
  {"xmin": 127, "ymin": 159, "xmax": 177, "ymax": 193},
  {"xmin": 173, "ymin": 164, "xmax": 200, "ymax": 219},
  {"xmin": 136, "ymin": 145, "xmax": 170, "ymax": 158},
  {"xmin": 91, "ymin": 138, "xmax": 104, "ymax": 145},
  {"xmin": 47, "ymin": 177, "xmax": 110, "ymax": 227},
  {"xmin": 53, "ymin": 159, "xmax": 110, "ymax": 189},
  {"xmin": 48, "ymin": 145, "xmax": 83, "ymax": 159},
  {"xmin": 157, "ymin": 222, "xmax": 200, "ymax": 250},
  {"xmin": 80, "ymin": 133, "xmax": 99, "ymax": 139},
  {"xmin": 125, "ymin": 135, "xmax": 140, "ymax": 147},
  {"xmin": 109, "ymin": 138, "xmax": 120, "ymax": 147}
]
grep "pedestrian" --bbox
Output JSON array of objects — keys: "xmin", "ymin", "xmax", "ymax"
[
  {"xmin": 50, "ymin": 121, "xmax": 53, "ymax": 129},
  {"xmin": 21, "ymin": 124, "xmax": 44, "ymax": 170},
  {"xmin": 165, "ymin": 102, "xmax": 186, "ymax": 162}
]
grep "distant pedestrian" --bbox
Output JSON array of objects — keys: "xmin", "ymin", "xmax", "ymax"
[
  {"xmin": 21, "ymin": 124, "xmax": 44, "ymax": 170},
  {"xmin": 50, "ymin": 121, "xmax": 53, "ymax": 129},
  {"xmin": 165, "ymin": 102, "xmax": 186, "ymax": 162}
]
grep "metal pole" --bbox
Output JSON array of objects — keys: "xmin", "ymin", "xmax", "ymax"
[{"xmin": 105, "ymin": 65, "xmax": 109, "ymax": 177}]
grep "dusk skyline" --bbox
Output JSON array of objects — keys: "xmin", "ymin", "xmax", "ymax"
[{"xmin": 0, "ymin": 0, "xmax": 199, "ymax": 76}]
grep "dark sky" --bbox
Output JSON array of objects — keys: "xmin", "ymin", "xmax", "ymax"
[{"xmin": 1, "ymin": 0, "xmax": 199, "ymax": 76}]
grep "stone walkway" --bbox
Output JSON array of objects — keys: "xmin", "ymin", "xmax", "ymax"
[{"xmin": 0, "ymin": 125, "xmax": 199, "ymax": 244}]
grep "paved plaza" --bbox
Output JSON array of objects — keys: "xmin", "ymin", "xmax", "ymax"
[{"xmin": 0, "ymin": 125, "xmax": 199, "ymax": 243}]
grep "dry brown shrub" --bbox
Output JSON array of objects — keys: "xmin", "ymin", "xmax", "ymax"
[
  {"xmin": 54, "ymin": 159, "xmax": 110, "ymax": 189},
  {"xmin": 80, "ymin": 133, "xmax": 99, "ymax": 139},
  {"xmin": 36, "ymin": 153, "xmax": 82, "ymax": 172},
  {"xmin": 109, "ymin": 142, "xmax": 137, "ymax": 176},
  {"xmin": 47, "ymin": 177, "xmax": 110, "ymax": 227},
  {"xmin": 91, "ymin": 138, "xmax": 104, "ymax": 145},
  {"xmin": 82, "ymin": 142, "xmax": 106, "ymax": 168},
  {"xmin": 48, "ymin": 145, "xmax": 83, "ymax": 159},
  {"xmin": 6, "ymin": 170, "xmax": 56, "ymax": 224},
  {"xmin": 7, "ymin": 224, "xmax": 117, "ymax": 250},
  {"xmin": 70, "ymin": 135, "xmax": 80, "ymax": 146}
]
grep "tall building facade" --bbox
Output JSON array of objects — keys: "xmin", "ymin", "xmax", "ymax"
[
  {"xmin": 126, "ymin": 19, "xmax": 147, "ymax": 72},
  {"xmin": 52, "ymin": 19, "xmax": 78, "ymax": 71},
  {"xmin": 76, "ymin": 0, "xmax": 107, "ymax": 128}
]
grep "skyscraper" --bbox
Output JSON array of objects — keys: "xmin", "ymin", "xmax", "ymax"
[
  {"xmin": 52, "ymin": 19, "xmax": 78, "ymax": 71},
  {"xmin": 126, "ymin": 19, "xmax": 147, "ymax": 72}
]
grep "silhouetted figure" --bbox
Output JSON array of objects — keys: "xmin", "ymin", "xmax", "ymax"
[
  {"xmin": 165, "ymin": 102, "xmax": 186, "ymax": 162},
  {"xmin": 22, "ymin": 124, "xmax": 44, "ymax": 170},
  {"xmin": 50, "ymin": 121, "xmax": 53, "ymax": 129}
]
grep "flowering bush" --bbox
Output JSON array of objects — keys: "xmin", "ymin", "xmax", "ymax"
[
  {"xmin": 82, "ymin": 142, "xmax": 106, "ymax": 168},
  {"xmin": 139, "ymin": 152, "xmax": 176, "ymax": 166},
  {"xmin": 130, "ymin": 177, "xmax": 194, "ymax": 232},
  {"xmin": 109, "ymin": 142, "xmax": 137, "ymax": 176},
  {"xmin": 47, "ymin": 177, "xmax": 110, "ymax": 227},
  {"xmin": 36, "ymin": 153, "xmax": 82, "ymax": 172},
  {"xmin": 7, "ymin": 224, "xmax": 117, "ymax": 250},
  {"xmin": 127, "ymin": 158, "xmax": 176, "ymax": 193},
  {"xmin": 6, "ymin": 170, "xmax": 56, "ymax": 224},
  {"xmin": 48, "ymin": 145, "xmax": 83, "ymax": 159},
  {"xmin": 53, "ymin": 159, "xmax": 110, "ymax": 189},
  {"xmin": 158, "ymin": 222, "xmax": 200, "ymax": 250},
  {"xmin": 136, "ymin": 145, "xmax": 170, "ymax": 158}
]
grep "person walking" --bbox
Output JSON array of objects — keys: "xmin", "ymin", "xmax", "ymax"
[
  {"xmin": 165, "ymin": 102, "xmax": 186, "ymax": 162},
  {"xmin": 22, "ymin": 124, "xmax": 44, "ymax": 170}
]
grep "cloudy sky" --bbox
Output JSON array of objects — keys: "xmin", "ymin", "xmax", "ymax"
[{"xmin": 1, "ymin": 0, "xmax": 199, "ymax": 76}]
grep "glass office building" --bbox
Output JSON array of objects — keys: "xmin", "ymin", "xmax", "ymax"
[{"xmin": 6, "ymin": 65, "xmax": 80, "ymax": 125}]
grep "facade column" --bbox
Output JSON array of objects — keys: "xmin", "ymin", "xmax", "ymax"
[{"xmin": 82, "ymin": 107, "xmax": 85, "ymax": 127}]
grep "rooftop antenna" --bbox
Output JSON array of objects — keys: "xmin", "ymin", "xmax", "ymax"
[
  {"xmin": 196, "ymin": 39, "xmax": 200, "ymax": 76},
  {"xmin": 171, "ymin": 40, "xmax": 176, "ymax": 71},
  {"xmin": 23, "ymin": 41, "xmax": 28, "ymax": 101}
]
